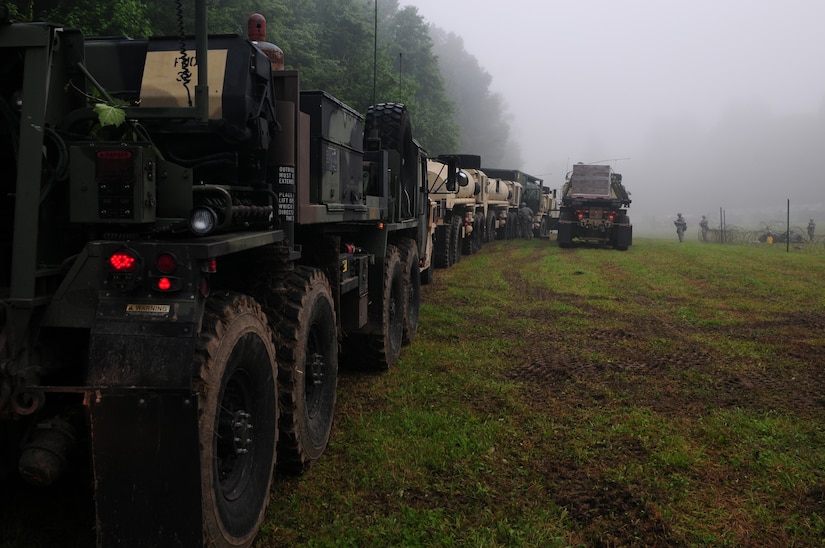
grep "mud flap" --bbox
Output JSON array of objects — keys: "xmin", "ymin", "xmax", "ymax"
[
  {"xmin": 558, "ymin": 221, "xmax": 573, "ymax": 245},
  {"xmin": 88, "ymin": 390, "xmax": 202, "ymax": 547},
  {"xmin": 616, "ymin": 224, "xmax": 633, "ymax": 248}
]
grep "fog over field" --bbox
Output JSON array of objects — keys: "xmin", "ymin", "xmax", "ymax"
[{"xmin": 407, "ymin": 0, "xmax": 825, "ymax": 234}]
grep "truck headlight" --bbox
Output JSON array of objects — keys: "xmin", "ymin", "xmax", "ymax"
[{"xmin": 190, "ymin": 207, "xmax": 218, "ymax": 235}]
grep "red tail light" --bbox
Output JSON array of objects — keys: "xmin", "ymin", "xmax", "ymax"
[
  {"xmin": 109, "ymin": 251, "xmax": 137, "ymax": 272},
  {"xmin": 156, "ymin": 277, "xmax": 173, "ymax": 291},
  {"xmin": 156, "ymin": 252, "xmax": 177, "ymax": 274}
]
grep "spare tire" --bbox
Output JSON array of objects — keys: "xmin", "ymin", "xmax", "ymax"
[{"xmin": 365, "ymin": 103, "xmax": 418, "ymax": 220}]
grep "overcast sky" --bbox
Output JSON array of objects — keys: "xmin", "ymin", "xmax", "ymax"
[{"xmin": 405, "ymin": 0, "xmax": 825, "ymax": 231}]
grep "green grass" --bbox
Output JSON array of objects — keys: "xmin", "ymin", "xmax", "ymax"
[{"xmin": 257, "ymin": 237, "xmax": 825, "ymax": 547}]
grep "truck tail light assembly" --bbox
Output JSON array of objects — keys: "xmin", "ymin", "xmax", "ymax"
[
  {"xmin": 150, "ymin": 251, "xmax": 182, "ymax": 292},
  {"xmin": 108, "ymin": 250, "xmax": 138, "ymax": 273}
]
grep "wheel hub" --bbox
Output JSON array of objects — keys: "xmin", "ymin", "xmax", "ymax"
[{"xmin": 230, "ymin": 410, "xmax": 254, "ymax": 455}]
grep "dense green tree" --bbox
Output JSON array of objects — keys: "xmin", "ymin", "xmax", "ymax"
[
  {"xmin": 373, "ymin": 2, "xmax": 459, "ymax": 154},
  {"xmin": 5, "ymin": 0, "xmax": 503, "ymax": 159},
  {"xmin": 6, "ymin": 0, "xmax": 152, "ymax": 36}
]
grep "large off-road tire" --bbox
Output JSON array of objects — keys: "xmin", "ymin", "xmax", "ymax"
[
  {"xmin": 365, "ymin": 103, "xmax": 417, "ymax": 220},
  {"xmin": 397, "ymin": 239, "xmax": 421, "ymax": 345},
  {"xmin": 274, "ymin": 266, "xmax": 338, "ymax": 474},
  {"xmin": 539, "ymin": 216, "xmax": 549, "ymax": 238},
  {"xmin": 449, "ymin": 214, "xmax": 462, "ymax": 266},
  {"xmin": 506, "ymin": 211, "xmax": 519, "ymax": 239},
  {"xmin": 461, "ymin": 220, "xmax": 475, "ymax": 256},
  {"xmin": 366, "ymin": 245, "xmax": 405, "ymax": 369},
  {"xmin": 462, "ymin": 215, "xmax": 483, "ymax": 255},
  {"xmin": 496, "ymin": 210, "xmax": 508, "ymax": 240},
  {"xmin": 485, "ymin": 209, "xmax": 496, "ymax": 243},
  {"xmin": 433, "ymin": 223, "xmax": 451, "ymax": 269},
  {"xmin": 195, "ymin": 292, "xmax": 278, "ymax": 548}
]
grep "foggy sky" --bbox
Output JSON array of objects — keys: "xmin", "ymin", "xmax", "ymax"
[{"xmin": 407, "ymin": 0, "xmax": 825, "ymax": 233}]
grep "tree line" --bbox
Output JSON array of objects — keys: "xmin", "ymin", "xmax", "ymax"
[{"xmin": 5, "ymin": 0, "xmax": 521, "ymax": 166}]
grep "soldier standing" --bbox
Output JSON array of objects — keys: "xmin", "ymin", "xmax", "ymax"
[
  {"xmin": 699, "ymin": 215, "xmax": 709, "ymax": 241},
  {"xmin": 808, "ymin": 219, "xmax": 815, "ymax": 241},
  {"xmin": 518, "ymin": 202, "xmax": 534, "ymax": 239},
  {"xmin": 674, "ymin": 213, "xmax": 687, "ymax": 242}
]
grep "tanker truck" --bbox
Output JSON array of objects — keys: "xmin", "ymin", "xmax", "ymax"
[
  {"xmin": 483, "ymin": 168, "xmax": 557, "ymax": 237},
  {"xmin": 0, "ymin": 3, "xmax": 429, "ymax": 546},
  {"xmin": 427, "ymin": 155, "xmax": 526, "ymax": 268},
  {"xmin": 427, "ymin": 156, "xmax": 479, "ymax": 268},
  {"xmin": 557, "ymin": 163, "xmax": 632, "ymax": 250}
]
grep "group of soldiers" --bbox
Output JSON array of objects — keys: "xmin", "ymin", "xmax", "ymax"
[
  {"xmin": 673, "ymin": 214, "xmax": 817, "ymax": 242},
  {"xmin": 674, "ymin": 213, "xmax": 709, "ymax": 242}
]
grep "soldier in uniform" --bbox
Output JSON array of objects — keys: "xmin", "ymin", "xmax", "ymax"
[
  {"xmin": 674, "ymin": 213, "xmax": 687, "ymax": 242},
  {"xmin": 518, "ymin": 202, "xmax": 534, "ymax": 239},
  {"xmin": 699, "ymin": 215, "xmax": 709, "ymax": 241},
  {"xmin": 808, "ymin": 219, "xmax": 815, "ymax": 241}
]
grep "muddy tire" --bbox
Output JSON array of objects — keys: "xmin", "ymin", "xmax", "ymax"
[
  {"xmin": 462, "ymin": 215, "xmax": 483, "ymax": 255},
  {"xmin": 461, "ymin": 221, "xmax": 475, "ymax": 256},
  {"xmin": 485, "ymin": 209, "xmax": 496, "ymax": 243},
  {"xmin": 449, "ymin": 214, "xmax": 462, "ymax": 266},
  {"xmin": 473, "ymin": 215, "xmax": 484, "ymax": 252},
  {"xmin": 195, "ymin": 292, "xmax": 278, "ymax": 547},
  {"xmin": 539, "ymin": 216, "xmax": 549, "ymax": 238},
  {"xmin": 274, "ymin": 267, "xmax": 338, "ymax": 473},
  {"xmin": 397, "ymin": 239, "xmax": 421, "ymax": 345},
  {"xmin": 366, "ymin": 245, "xmax": 404, "ymax": 369},
  {"xmin": 506, "ymin": 211, "xmax": 518, "ymax": 239}
]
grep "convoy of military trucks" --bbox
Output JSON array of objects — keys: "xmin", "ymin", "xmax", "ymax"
[{"xmin": 0, "ymin": 2, "xmax": 630, "ymax": 546}]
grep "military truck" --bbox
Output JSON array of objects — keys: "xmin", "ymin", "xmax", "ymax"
[
  {"xmin": 0, "ymin": 3, "xmax": 429, "ymax": 546},
  {"xmin": 485, "ymin": 176, "xmax": 524, "ymax": 241},
  {"xmin": 483, "ymin": 168, "xmax": 557, "ymax": 237},
  {"xmin": 426, "ymin": 156, "xmax": 477, "ymax": 268},
  {"xmin": 427, "ymin": 155, "xmax": 528, "ymax": 268},
  {"xmin": 557, "ymin": 163, "xmax": 632, "ymax": 250}
]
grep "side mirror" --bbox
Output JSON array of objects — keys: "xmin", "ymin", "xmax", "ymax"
[{"xmin": 446, "ymin": 173, "xmax": 456, "ymax": 192}]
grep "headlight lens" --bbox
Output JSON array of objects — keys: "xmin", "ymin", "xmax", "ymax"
[{"xmin": 190, "ymin": 207, "xmax": 217, "ymax": 235}]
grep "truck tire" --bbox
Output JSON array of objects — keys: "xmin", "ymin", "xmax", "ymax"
[
  {"xmin": 485, "ymin": 210, "xmax": 496, "ymax": 243},
  {"xmin": 461, "ymin": 220, "xmax": 474, "ymax": 256},
  {"xmin": 365, "ymin": 103, "xmax": 417, "ymax": 217},
  {"xmin": 506, "ymin": 211, "xmax": 518, "ymax": 239},
  {"xmin": 275, "ymin": 266, "xmax": 338, "ymax": 473},
  {"xmin": 471, "ymin": 217, "xmax": 481, "ymax": 253},
  {"xmin": 450, "ymin": 214, "xmax": 462, "ymax": 266},
  {"xmin": 558, "ymin": 210, "xmax": 574, "ymax": 248},
  {"xmin": 196, "ymin": 293, "xmax": 278, "ymax": 548},
  {"xmin": 366, "ymin": 245, "xmax": 404, "ymax": 369},
  {"xmin": 397, "ymin": 239, "xmax": 421, "ymax": 345},
  {"xmin": 463, "ymin": 215, "xmax": 483, "ymax": 255},
  {"xmin": 539, "ymin": 216, "xmax": 549, "ymax": 238},
  {"xmin": 433, "ymin": 224, "xmax": 451, "ymax": 269}
]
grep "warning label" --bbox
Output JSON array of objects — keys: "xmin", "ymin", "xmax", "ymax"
[
  {"xmin": 126, "ymin": 303, "xmax": 171, "ymax": 315},
  {"xmin": 278, "ymin": 166, "xmax": 295, "ymax": 221}
]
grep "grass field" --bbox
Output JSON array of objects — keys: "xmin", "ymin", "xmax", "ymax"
[
  {"xmin": 259, "ymin": 237, "xmax": 825, "ymax": 547},
  {"xmin": 2, "ymin": 238, "xmax": 823, "ymax": 547}
]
